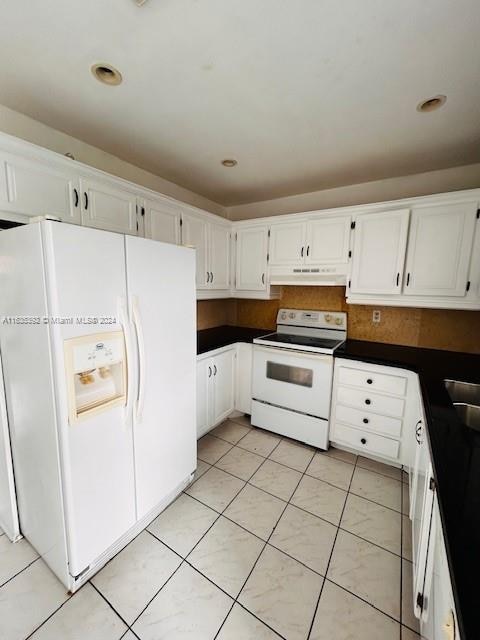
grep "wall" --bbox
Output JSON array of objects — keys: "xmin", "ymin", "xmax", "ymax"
[
  {"xmin": 0, "ymin": 104, "xmax": 227, "ymax": 218},
  {"xmin": 197, "ymin": 299, "xmax": 237, "ymax": 330},
  {"xmin": 227, "ymin": 164, "xmax": 480, "ymax": 220},
  {"xmin": 231, "ymin": 287, "xmax": 480, "ymax": 354}
]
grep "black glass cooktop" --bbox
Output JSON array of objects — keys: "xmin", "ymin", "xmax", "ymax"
[{"xmin": 257, "ymin": 332, "xmax": 343, "ymax": 350}]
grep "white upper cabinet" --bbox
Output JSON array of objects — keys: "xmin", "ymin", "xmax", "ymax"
[
  {"xmin": 80, "ymin": 178, "xmax": 137, "ymax": 235},
  {"xmin": 208, "ymin": 223, "xmax": 230, "ymax": 290},
  {"xmin": 403, "ymin": 202, "xmax": 477, "ymax": 297},
  {"xmin": 269, "ymin": 221, "xmax": 305, "ymax": 265},
  {"xmin": 349, "ymin": 209, "xmax": 410, "ymax": 295},
  {"xmin": 142, "ymin": 196, "xmax": 181, "ymax": 245},
  {"xmin": 0, "ymin": 152, "xmax": 80, "ymax": 223},
  {"xmin": 181, "ymin": 211, "xmax": 208, "ymax": 288},
  {"xmin": 305, "ymin": 216, "xmax": 351, "ymax": 264},
  {"xmin": 235, "ymin": 226, "xmax": 268, "ymax": 291}
]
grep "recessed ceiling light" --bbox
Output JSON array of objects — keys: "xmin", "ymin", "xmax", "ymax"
[
  {"xmin": 91, "ymin": 63, "xmax": 123, "ymax": 86},
  {"xmin": 416, "ymin": 95, "xmax": 447, "ymax": 112},
  {"xmin": 221, "ymin": 159, "xmax": 238, "ymax": 167}
]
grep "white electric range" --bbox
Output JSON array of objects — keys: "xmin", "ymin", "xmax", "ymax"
[{"xmin": 251, "ymin": 308, "xmax": 347, "ymax": 449}]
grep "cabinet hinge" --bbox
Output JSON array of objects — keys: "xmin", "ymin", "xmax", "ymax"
[
  {"xmin": 466, "ymin": 281, "xmax": 471, "ymax": 292},
  {"xmin": 351, "ymin": 221, "xmax": 356, "ymax": 230},
  {"xmin": 429, "ymin": 476, "xmax": 436, "ymax": 492},
  {"xmin": 348, "ymin": 250, "xmax": 352, "ymax": 258}
]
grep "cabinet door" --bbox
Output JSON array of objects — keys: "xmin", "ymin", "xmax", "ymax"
[
  {"xmin": 181, "ymin": 213, "xmax": 208, "ymax": 288},
  {"xmin": 80, "ymin": 178, "xmax": 137, "ymax": 234},
  {"xmin": 0, "ymin": 152, "xmax": 80, "ymax": 222},
  {"xmin": 212, "ymin": 349, "xmax": 235, "ymax": 425},
  {"xmin": 269, "ymin": 222, "xmax": 306, "ymax": 265},
  {"xmin": 209, "ymin": 223, "xmax": 230, "ymax": 290},
  {"xmin": 235, "ymin": 226, "xmax": 268, "ymax": 290},
  {"xmin": 404, "ymin": 202, "xmax": 477, "ymax": 297},
  {"xmin": 306, "ymin": 216, "xmax": 351, "ymax": 264},
  {"xmin": 143, "ymin": 197, "xmax": 181, "ymax": 245},
  {"xmin": 196, "ymin": 358, "xmax": 211, "ymax": 438},
  {"xmin": 235, "ymin": 343, "xmax": 253, "ymax": 414},
  {"xmin": 350, "ymin": 209, "xmax": 410, "ymax": 294}
]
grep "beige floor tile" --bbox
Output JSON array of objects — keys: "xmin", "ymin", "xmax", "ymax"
[
  {"xmin": 0, "ymin": 559, "xmax": 69, "ymax": 640},
  {"xmin": 402, "ymin": 559, "xmax": 420, "ymax": 633},
  {"xmin": 357, "ymin": 455, "xmax": 403, "ymax": 481},
  {"xmin": 215, "ymin": 446, "xmax": 264, "ymax": 480},
  {"xmin": 217, "ymin": 603, "xmax": 281, "ymax": 639},
  {"xmin": 188, "ymin": 517, "xmax": 264, "ymax": 597},
  {"xmin": 350, "ymin": 467, "xmax": 402, "ymax": 512},
  {"xmin": 147, "ymin": 493, "xmax": 218, "ymax": 557},
  {"xmin": 211, "ymin": 420, "xmax": 251, "ymax": 444},
  {"xmin": 401, "ymin": 625, "xmax": 420, "ymax": 639},
  {"xmin": 402, "ymin": 515, "xmax": 413, "ymax": 561},
  {"xmin": 268, "ymin": 439, "xmax": 315, "ymax": 472},
  {"xmin": 307, "ymin": 453, "xmax": 355, "ymax": 490},
  {"xmin": 30, "ymin": 583, "xmax": 127, "ymax": 640},
  {"xmin": 192, "ymin": 459, "xmax": 211, "ymax": 483},
  {"xmin": 239, "ymin": 545, "xmax": 323, "ymax": 640},
  {"xmin": 229, "ymin": 414, "xmax": 252, "ymax": 428},
  {"xmin": 133, "ymin": 563, "xmax": 232, "ymax": 640},
  {"xmin": 270, "ymin": 505, "xmax": 336, "ymax": 575},
  {"xmin": 0, "ymin": 535, "xmax": 39, "ymax": 587},
  {"xmin": 325, "ymin": 446, "xmax": 358, "ymax": 465},
  {"xmin": 327, "ymin": 529, "xmax": 401, "ymax": 620},
  {"xmin": 185, "ymin": 467, "xmax": 245, "ymax": 512},
  {"xmin": 291, "ymin": 474, "xmax": 347, "ymax": 525},
  {"xmin": 91, "ymin": 531, "xmax": 181, "ymax": 624},
  {"xmin": 224, "ymin": 484, "xmax": 285, "ymax": 541},
  {"xmin": 250, "ymin": 459, "xmax": 302, "ymax": 501},
  {"xmin": 310, "ymin": 580, "xmax": 400, "ymax": 640},
  {"xmin": 341, "ymin": 493, "xmax": 401, "ymax": 555},
  {"xmin": 238, "ymin": 429, "xmax": 281, "ymax": 457},
  {"xmin": 197, "ymin": 434, "xmax": 233, "ymax": 464}
]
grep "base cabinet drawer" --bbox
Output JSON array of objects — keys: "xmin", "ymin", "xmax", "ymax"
[
  {"xmin": 332, "ymin": 422, "xmax": 400, "ymax": 459},
  {"xmin": 338, "ymin": 365, "xmax": 407, "ymax": 396},
  {"xmin": 335, "ymin": 404, "xmax": 402, "ymax": 438},
  {"xmin": 337, "ymin": 385, "xmax": 405, "ymax": 418}
]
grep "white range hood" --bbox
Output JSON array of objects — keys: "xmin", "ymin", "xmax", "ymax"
[{"xmin": 269, "ymin": 263, "xmax": 348, "ymax": 286}]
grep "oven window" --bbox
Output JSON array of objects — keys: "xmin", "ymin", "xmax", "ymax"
[{"xmin": 266, "ymin": 361, "xmax": 313, "ymax": 387}]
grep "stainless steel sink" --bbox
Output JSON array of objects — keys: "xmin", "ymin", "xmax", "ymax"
[
  {"xmin": 445, "ymin": 380, "xmax": 480, "ymax": 406},
  {"xmin": 454, "ymin": 403, "xmax": 480, "ymax": 431}
]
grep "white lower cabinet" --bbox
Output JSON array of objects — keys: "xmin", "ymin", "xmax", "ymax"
[
  {"xmin": 235, "ymin": 343, "xmax": 253, "ymax": 414},
  {"xmin": 196, "ymin": 346, "xmax": 235, "ymax": 438},
  {"xmin": 330, "ymin": 358, "xmax": 418, "ymax": 466}
]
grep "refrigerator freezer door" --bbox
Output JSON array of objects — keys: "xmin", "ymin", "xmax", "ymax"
[
  {"xmin": 0, "ymin": 350, "xmax": 20, "ymax": 541},
  {"xmin": 44, "ymin": 222, "xmax": 136, "ymax": 577},
  {"xmin": 125, "ymin": 236, "xmax": 196, "ymax": 519}
]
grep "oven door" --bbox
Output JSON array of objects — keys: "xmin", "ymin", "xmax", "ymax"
[{"xmin": 252, "ymin": 345, "xmax": 333, "ymax": 418}]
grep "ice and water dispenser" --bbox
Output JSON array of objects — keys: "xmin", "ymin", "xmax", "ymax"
[{"xmin": 64, "ymin": 332, "xmax": 127, "ymax": 423}]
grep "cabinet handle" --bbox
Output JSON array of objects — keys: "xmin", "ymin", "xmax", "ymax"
[
  {"xmin": 141, "ymin": 207, "xmax": 145, "ymax": 217},
  {"xmin": 365, "ymin": 398, "xmax": 371, "ymax": 405},
  {"xmin": 84, "ymin": 192, "xmax": 89, "ymax": 210},
  {"xmin": 306, "ymin": 245, "xmax": 310, "ymax": 257},
  {"xmin": 361, "ymin": 438, "xmax": 367, "ymax": 445},
  {"xmin": 406, "ymin": 272, "xmax": 410, "ymax": 286},
  {"xmin": 211, "ymin": 271, "xmax": 214, "ymax": 283},
  {"xmin": 415, "ymin": 420, "xmax": 422, "ymax": 444},
  {"xmin": 301, "ymin": 246, "xmax": 304, "ymax": 258},
  {"xmin": 363, "ymin": 418, "xmax": 369, "ymax": 424},
  {"xmin": 396, "ymin": 272, "xmax": 400, "ymax": 286},
  {"xmin": 262, "ymin": 273, "xmax": 265, "ymax": 284},
  {"xmin": 366, "ymin": 378, "xmax": 373, "ymax": 384},
  {"xmin": 73, "ymin": 188, "xmax": 79, "ymax": 208},
  {"xmin": 206, "ymin": 272, "xmax": 210, "ymax": 283},
  {"xmin": 208, "ymin": 366, "xmax": 212, "ymax": 377},
  {"xmin": 213, "ymin": 364, "xmax": 217, "ymax": 376}
]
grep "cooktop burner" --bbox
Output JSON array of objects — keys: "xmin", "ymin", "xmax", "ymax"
[{"xmin": 257, "ymin": 332, "xmax": 344, "ymax": 351}]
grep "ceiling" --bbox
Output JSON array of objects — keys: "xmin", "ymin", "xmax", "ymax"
[{"xmin": 1, "ymin": 1, "xmax": 480, "ymax": 206}]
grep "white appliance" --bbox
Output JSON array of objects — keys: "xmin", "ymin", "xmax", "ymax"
[
  {"xmin": 269, "ymin": 264, "xmax": 349, "ymax": 286},
  {"xmin": 0, "ymin": 220, "xmax": 196, "ymax": 591},
  {"xmin": 252, "ymin": 309, "xmax": 347, "ymax": 448}
]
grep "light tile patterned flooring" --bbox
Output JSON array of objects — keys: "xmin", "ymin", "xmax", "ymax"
[{"xmin": 0, "ymin": 415, "xmax": 420, "ymax": 640}]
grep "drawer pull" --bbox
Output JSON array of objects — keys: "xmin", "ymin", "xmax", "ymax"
[
  {"xmin": 361, "ymin": 438, "xmax": 367, "ymax": 445},
  {"xmin": 365, "ymin": 398, "xmax": 371, "ymax": 405},
  {"xmin": 366, "ymin": 378, "xmax": 373, "ymax": 384},
  {"xmin": 363, "ymin": 418, "xmax": 369, "ymax": 424}
]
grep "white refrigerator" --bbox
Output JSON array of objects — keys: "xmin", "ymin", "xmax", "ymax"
[{"xmin": 0, "ymin": 220, "xmax": 196, "ymax": 590}]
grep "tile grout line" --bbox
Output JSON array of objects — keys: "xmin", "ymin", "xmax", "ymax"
[{"xmin": 0, "ymin": 554, "xmax": 41, "ymax": 590}]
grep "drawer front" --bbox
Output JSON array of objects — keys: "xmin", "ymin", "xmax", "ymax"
[
  {"xmin": 333, "ymin": 422, "xmax": 400, "ymax": 460},
  {"xmin": 338, "ymin": 366, "xmax": 407, "ymax": 396},
  {"xmin": 337, "ymin": 385, "xmax": 405, "ymax": 418},
  {"xmin": 335, "ymin": 404, "xmax": 402, "ymax": 438}
]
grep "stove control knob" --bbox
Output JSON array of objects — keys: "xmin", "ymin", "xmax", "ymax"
[
  {"xmin": 325, "ymin": 314, "xmax": 332, "ymax": 323},
  {"xmin": 335, "ymin": 317, "xmax": 343, "ymax": 326},
  {"xmin": 280, "ymin": 312, "xmax": 287, "ymax": 320},
  {"xmin": 289, "ymin": 312, "xmax": 296, "ymax": 319}
]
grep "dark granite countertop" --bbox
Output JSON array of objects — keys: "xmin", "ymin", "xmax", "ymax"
[
  {"xmin": 336, "ymin": 339, "xmax": 480, "ymax": 640},
  {"xmin": 197, "ymin": 325, "xmax": 269, "ymax": 355}
]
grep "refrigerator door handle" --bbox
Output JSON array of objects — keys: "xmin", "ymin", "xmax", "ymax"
[
  {"xmin": 131, "ymin": 295, "xmax": 146, "ymax": 423},
  {"xmin": 118, "ymin": 297, "xmax": 134, "ymax": 428}
]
